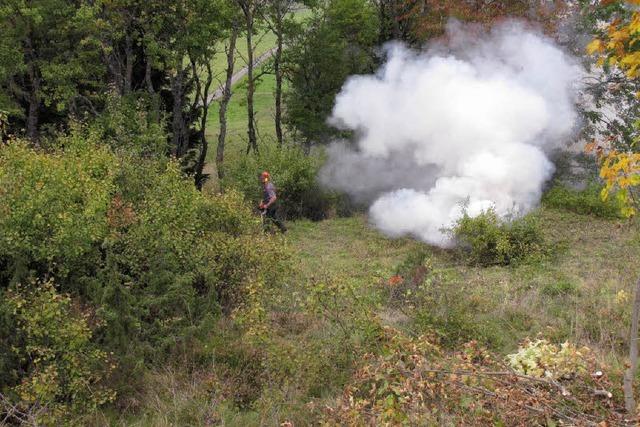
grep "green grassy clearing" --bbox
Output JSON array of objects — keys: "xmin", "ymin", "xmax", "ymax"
[
  {"xmin": 286, "ymin": 208, "xmax": 639, "ymax": 357},
  {"xmin": 202, "ymin": 66, "xmax": 284, "ymax": 192},
  {"xmin": 202, "ymin": 9, "xmax": 311, "ymax": 190},
  {"xmin": 209, "ymin": 31, "xmax": 277, "ymax": 81},
  {"xmin": 205, "ymin": 71, "xmax": 279, "ymax": 150},
  {"xmin": 209, "ymin": 8, "xmax": 311, "ymax": 79}
]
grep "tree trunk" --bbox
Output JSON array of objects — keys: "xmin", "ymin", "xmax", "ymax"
[
  {"xmin": 145, "ymin": 56, "xmax": 154, "ymax": 95},
  {"xmin": 171, "ymin": 62, "xmax": 187, "ymax": 157},
  {"xmin": 274, "ymin": 13, "xmax": 284, "ymax": 146},
  {"xmin": 26, "ymin": 78, "xmax": 40, "ymax": 145},
  {"xmin": 24, "ymin": 34, "xmax": 40, "ymax": 146},
  {"xmin": 392, "ymin": 0, "xmax": 402, "ymax": 39},
  {"xmin": 244, "ymin": 6, "xmax": 258, "ymax": 154},
  {"xmin": 624, "ymin": 276, "xmax": 640, "ymax": 416},
  {"xmin": 217, "ymin": 26, "xmax": 238, "ymax": 182},
  {"xmin": 124, "ymin": 32, "xmax": 133, "ymax": 95},
  {"xmin": 144, "ymin": 52, "xmax": 161, "ymax": 124},
  {"xmin": 193, "ymin": 59, "xmax": 214, "ymax": 190}
]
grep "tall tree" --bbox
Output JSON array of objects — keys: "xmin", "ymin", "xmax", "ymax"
[
  {"xmin": 216, "ymin": 22, "xmax": 240, "ymax": 181},
  {"xmin": 395, "ymin": 0, "xmax": 567, "ymax": 44},
  {"xmin": 261, "ymin": 0, "xmax": 299, "ymax": 146},
  {"xmin": 140, "ymin": 0, "xmax": 205, "ymax": 158},
  {"xmin": 236, "ymin": 0, "xmax": 264, "ymax": 154},
  {"xmin": 372, "ymin": 0, "xmax": 415, "ymax": 42},
  {"xmin": 284, "ymin": 0, "xmax": 378, "ymax": 148},
  {"xmin": 99, "ymin": 0, "xmax": 142, "ymax": 96},
  {"xmin": 587, "ymin": 0, "xmax": 640, "ymax": 416},
  {"xmin": 0, "ymin": 0, "xmax": 104, "ymax": 143},
  {"xmin": 186, "ymin": 0, "xmax": 225, "ymax": 189}
]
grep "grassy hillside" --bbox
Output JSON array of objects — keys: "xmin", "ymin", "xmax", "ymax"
[
  {"xmin": 203, "ymin": 53, "xmax": 640, "ymax": 360},
  {"xmin": 97, "ymin": 205, "xmax": 638, "ymax": 425},
  {"xmin": 202, "ymin": 9, "xmax": 313, "ymax": 189},
  {"xmin": 181, "ymin": 9, "xmax": 640, "ymax": 423},
  {"xmin": 290, "ymin": 209, "xmax": 639, "ymax": 356}
]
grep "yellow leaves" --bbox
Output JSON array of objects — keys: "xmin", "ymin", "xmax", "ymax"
[
  {"xmin": 586, "ymin": 39, "xmax": 604, "ymax": 55},
  {"xmin": 616, "ymin": 289, "xmax": 631, "ymax": 305},
  {"xmin": 622, "ymin": 51, "xmax": 640, "ymax": 77},
  {"xmin": 588, "ymin": 7, "xmax": 640, "ymax": 76},
  {"xmin": 596, "ymin": 150, "xmax": 640, "ymax": 217}
]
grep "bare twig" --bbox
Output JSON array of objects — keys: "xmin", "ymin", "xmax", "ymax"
[{"xmin": 623, "ymin": 276, "xmax": 640, "ymax": 415}]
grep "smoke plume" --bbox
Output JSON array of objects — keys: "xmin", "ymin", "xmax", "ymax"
[{"xmin": 321, "ymin": 21, "xmax": 582, "ymax": 246}]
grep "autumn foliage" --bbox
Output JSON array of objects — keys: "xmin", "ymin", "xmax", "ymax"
[
  {"xmin": 324, "ymin": 330, "xmax": 623, "ymax": 425},
  {"xmin": 395, "ymin": 0, "xmax": 567, "ymax": 42},
  {"xmin": 586, "ymin": 1, "xmax": 640, "ymax": 217}
]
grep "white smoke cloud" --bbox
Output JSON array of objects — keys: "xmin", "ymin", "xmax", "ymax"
[{"xmin": 321, "ymin": 21, "xmax": 582, "ymax": 247}]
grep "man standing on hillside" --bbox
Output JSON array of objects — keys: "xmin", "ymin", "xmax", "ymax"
[{"xmin": 259, "ymin": 171, "xmax": 287, "ymax": 233}]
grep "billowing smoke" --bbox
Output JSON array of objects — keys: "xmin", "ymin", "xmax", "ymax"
[{"xmin": 321, "ymin": 21, "xmax": 582, "ymax": 247}]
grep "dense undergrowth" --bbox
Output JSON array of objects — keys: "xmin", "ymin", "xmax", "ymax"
[
  {"xmin": 222, "ymin": 143, "xmax": 348, "ymax": 221},
  {"xmin": 450, "ymin": 208, "xmax": 547, "ymax": 266},
  {"xmin": 543, "ymin": 181, "xmax": 625, "ymax": 219},
  {"xmin": 0, "ymin": 124, "xmax": 287, "ymax": 425},
  {"xmin": 2, "ymin": 125, "xmax": 638, "ymax": 425}
]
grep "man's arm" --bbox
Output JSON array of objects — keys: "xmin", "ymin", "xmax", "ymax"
[
  {"xmin": 264, "ymin": 193, "xmax": 277, "ymax": 209},
  {"xmin": 260, "ymin": 185, "xmax": 277, "ymax": 210}
]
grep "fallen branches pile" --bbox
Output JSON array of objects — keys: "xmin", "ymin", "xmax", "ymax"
[{"xmin": 323, "ymin": 329, "xmax": 629, "ymax": 426}]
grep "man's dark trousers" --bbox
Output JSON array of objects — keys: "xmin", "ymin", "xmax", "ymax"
[{"xmin": 264, "ymin": 206, "xmax": 286, "ymax": 233}]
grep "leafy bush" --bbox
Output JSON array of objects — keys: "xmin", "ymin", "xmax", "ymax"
[
  {"xmin": 542, "ymin": 181, "xmax": 624, "ymax": 218},
  {"xmin": 507, "ymin": 339, "xmax": 591, "ymax": 379},
  {"xmin": 450, "ymin": 209, "xmax": 546, "ymax": 266},
  {"xmin": 0, "ymin": 139, "xmax": 116, "ymax": 280},
  {"xmin": 0, "ymin": 128, "xmax": 287, "ymax": 408},
  {"xmin": 223, "ymin": 143, "xmax": 342, "ymax": 220},
  {"xmin": 2, "ymin": 281, "xmax": 115, "ymax": 425}
]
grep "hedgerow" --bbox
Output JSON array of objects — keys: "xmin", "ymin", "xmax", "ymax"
[{"xmin": 0, "ymin": 127, "xmax": 286, "ymax": 422}]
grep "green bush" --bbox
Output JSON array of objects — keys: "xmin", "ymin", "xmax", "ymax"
[
  {"xmin": 0, "ymin": 128, "xmax": 287, "ymax": 406},
  {"xmin": 2, "ymin": 281, "xmax": 115, "ymax": 425},
  {"xmin": 223, "ymin": 143, "xmax": 342, "ymax": 220},
  {"xmin": 0, "ymin": 139, "xmax": 116, "ymax": 280},
  {"xmin": 542, "ymin": 181, "xmax": 624, "ymax": 218},
  {"xmin": 88, "ymin": 93, "xmax": 167, "ymax": 158},
  {"xmin": 450, "ymin": 209, "xmax": 546, "ymax": 266}
]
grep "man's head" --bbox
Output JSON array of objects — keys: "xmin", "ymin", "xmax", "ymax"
[{"xmin": 260, "ymin": 171, "xmax": 270, "ymax": 184}]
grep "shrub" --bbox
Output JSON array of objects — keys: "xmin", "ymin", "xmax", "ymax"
[
  {"xmin": 0, "ymin": 129, "xmax": 287, "ymax": 404},
  {"xmin": 542, "ymin": 181, "xmax": 624, "ymax": 218},
  {"xmin": 1, "ymin": 281, "xmax": 115, "ymax": 425},
  {"xmin": 0, "ymin": 138, "xmax": 117, "ymax": 280},
  {"xmin": 450, "ymin": 209, "xmax": 546, "ymax": 266},
  {"xmin": 507, "ymin": 339, "xmax": 591, "ymax": 379},
  {"xmin": 223, "ymin": 143, "xmax": 341, "ymax": 220}
]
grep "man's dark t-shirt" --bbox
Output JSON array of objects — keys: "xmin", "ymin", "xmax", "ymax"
[
  {"xmin": 263, "ymin": 182, "xmax": 276, "ymax": 204},
  {"xmin": 261, "ymin": 181, "xmax": 286, "ymax": 232}
]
